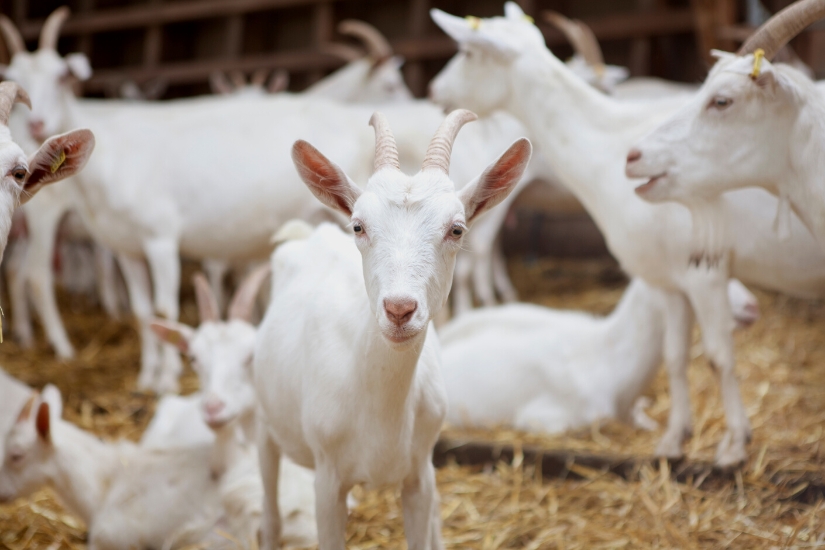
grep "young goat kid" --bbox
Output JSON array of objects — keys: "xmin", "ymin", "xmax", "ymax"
[
  {"xmin": 254, "ymin": 110, "xmax": 530, "ymax": 549},
  {"xmin": 0, "ymin": 386, "xmax": 259, "ymax": 549}
]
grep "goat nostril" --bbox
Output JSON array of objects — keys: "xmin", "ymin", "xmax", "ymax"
[
  {"xmin": 626, "ymin": 148, "xmax": 642, "ymax": 163},
  {"xmin": 384, "ymin": 299, "xmax": 418, "ymax": 326}
]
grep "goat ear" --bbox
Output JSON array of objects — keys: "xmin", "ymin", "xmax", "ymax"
[
  {"xmin": 35, "ymin": 402, "xmax": 51, "ymax": 441},
  {"xmin": 460, "ymin": 138, "xmax": 531, "ymax": 225},
  {"xmin": 430, "ymin": 9, "xmax": 475, "ymax": 43},
  {"xmin": 65, "ymin": 53, "xmax": 92, "ymax": 81},
  {"xmin": 292, "ymin": 140, "xmax": 362, "ymax": 217},
  {"xmin": 150, "ymin": 319, "xmax": 194, "ymax": 353},
  {"xmin": 23, "ymin": 129, "xmax": 94, "ymax": 203},
  {"xmin": 41, "ymin": 384, "xmax": 63, "ymax": 419}
]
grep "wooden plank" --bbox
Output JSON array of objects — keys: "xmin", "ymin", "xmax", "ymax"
[
  {"xmin": 224, "ymin": 14, "xmax": 245, "ymax": 58},
  {"xmin": 17, "ymin": 0, "xmax": 327, "ymax": 39},
  {"xmin": 84, "ymin": 49, "xmax": 349, "ymax": 91},
  {"xmin": 433, "ymin": 438, "xmax": 825, "ymax": 504},
  {"xmin": 308, "ymin": 1, "xmax": 333, "ymax": 84},
  {"xmin": 405, "ymin": 0, "xmax": 431, "ymax": 97}
]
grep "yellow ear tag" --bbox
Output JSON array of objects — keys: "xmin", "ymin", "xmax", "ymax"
[
  {"xmin": 751, "ymin": 48, "xmax": 765, "ymax": 80},
  {"xmin": 465, "ymin": 16, "xmax": 481, "ymax": 30},
  {"xmin": 522, "ymin": 14, "xmax": 534, "ymax": 24},
  {"xmin": 50, "ymin": 150, "xmax": 66, "ymax": 174}
]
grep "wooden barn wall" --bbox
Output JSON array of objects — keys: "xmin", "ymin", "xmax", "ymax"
[{"xmin": 0, "ymin": 0, "xmax": 822, "ymax": 257}]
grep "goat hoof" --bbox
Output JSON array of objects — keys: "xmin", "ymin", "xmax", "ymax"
[
  {"xmin": 714, "ymin": 431, "xmax": 748, "ymax": 467},
  {"xmin": 655, "ymin": 434, "xmax": 685, "ymax": 460}
]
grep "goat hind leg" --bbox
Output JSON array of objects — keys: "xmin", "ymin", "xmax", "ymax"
[{"xmin": 144, "ymin": 238, "xmax": 183, "ymax": 394}]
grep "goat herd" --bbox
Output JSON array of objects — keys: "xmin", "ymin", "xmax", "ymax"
[{"xmin": 0, "ymin": 0, "xmax": 823, "ymax": 548}]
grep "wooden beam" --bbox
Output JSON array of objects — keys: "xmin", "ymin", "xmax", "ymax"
[
  {"xmin": 18, "ymin": 0, "xmax": 325, "ymax": 39},
  {"xmin": 84, "ymin": 50, "xmax": 349, "ymax": 91}
]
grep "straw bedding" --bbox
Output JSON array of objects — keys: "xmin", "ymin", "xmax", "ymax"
[{"xmin": 0, "ymin": 257, "xmax": 822, "ymax": 549}]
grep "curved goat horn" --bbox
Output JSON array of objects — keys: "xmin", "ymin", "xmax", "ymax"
[
  {"xmin": 229, "ymin": 70, "xmax": 247, "ymax": 90},
  {"xmin": 267, "ymin": 69, "xmax": 289, "ymax": 93},
  {"xmin": 0, "ymin": 15, "xmax": 25, "ymax": 56},
  {"xmin": 193, "ymin": 272, "xmax": 220, "ymax": 323},
  {"xmin": 320, "ymin": 43, "xmax": 365, "ymax": 62},
  {"xmin": 39, "ymin": 6, "xmax": 70, "ymax": 51},
  {"xmin": 369, "ymin": 112, "xmax": 400, "ymax": 172},
  {"xmin": 739, "ymin": 0, "xmax": 825, "ymax": 60},
  {"xmin": 421, "ymin": 109, "xmax": 478, "ymax": 174},
  {"xmin": 544, "ymin": 11, "xmax": 603, "ymax": 68},
  {"xmin": 209, "ymin": 72, "xmax": 233, "ymax": 95},
  {"xmin": 0, "ymin": 81, "xmax": 31, "ymax": 126},
  {"xmin": 227, "ymin": 263, "xmax": 271, "ymax": 323},
  {"xmin": 338, "ymin": 20, "xmax": 392, "ymax": 60},
  {"xmin": 251, "ymin": 68, "xmax": 269, "ymax": 88}
]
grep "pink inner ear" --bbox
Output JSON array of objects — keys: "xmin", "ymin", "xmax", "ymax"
[
  {"xmin": 294, "ymin": 141, "xmax": 352, "ymax": 214},
  {"xmin": 35, "ymin": 402, "xmax": 50, "ymax": 439}
]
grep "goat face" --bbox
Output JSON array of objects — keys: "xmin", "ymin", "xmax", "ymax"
[
  {"xmin": 626, "ymin": 52, "xmax": 802, "ymax": 205},
  {"xmin": 292, "ymin": 112, "xmax": 531, "ymax": 349},
  {"xmin": 428, "ymin": 4, "xmax": 544, "ymax": 117},
  {"xmin": 190, "ymin": 321, "xmax": 258, "ymax": 429},
  {"xmin": 0, "ymin": 388, "xmax": 61, "ymax": 503},
  {"xmin": 3, "ymin": 49, "xmax": 91, "ymax": 142},
  {"xmin": 359, "ymin": 57, "xmax": 414, "ymax": 103}
]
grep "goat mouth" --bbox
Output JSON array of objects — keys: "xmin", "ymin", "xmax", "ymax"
[
  {"xmin": 634, "ymin": 174, "xmax": 666, "ymax": 195},
  {"xmin": 205, "ymin": 416, "xmax": 232, "ymax": 430},
  {"xmin": 386, "ymin": 333, "xmax": 415, "ymax": 344}
]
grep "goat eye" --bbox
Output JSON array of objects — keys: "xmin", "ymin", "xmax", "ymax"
[
  {"xmin": 10, "ymin": 452, "xmax": 23, "ymax": 463},
  {"xmin": 710, "ymin": 96, "xmax": 732, "ymax": 110},
  {"xmin": 448, "ymin": 224, "xmax": 466, "ymax": 239},
  {"xmin": 353, "ymin": 223, "xmax": 363, "ymax": 234},
  {"xmin": 11, "ymin": 166, "xmax": 27, "ymax": 182}
]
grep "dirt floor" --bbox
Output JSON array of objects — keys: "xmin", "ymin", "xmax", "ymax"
[{"xmin": 0, "ymin": 257, "xmax": 823, "ymax": 549}]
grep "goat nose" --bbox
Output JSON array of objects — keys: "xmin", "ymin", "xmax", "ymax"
[
  {"xmin": 384, "ymin": 298, "xmax": 418, "ymax": 326},
  {"xmin": 203, "ymin": 396, "xmax": 225, "ymax": 416},
  {"xmin": 626, "ymin": 148, "xmax": 642, "ymax": 163}
]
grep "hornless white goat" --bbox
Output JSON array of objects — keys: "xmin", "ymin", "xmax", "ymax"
[
  {"xmin": 440, "ymin": 278, "xmax": 759, "ymax": 433},
  {"xmin": 428, "ymin": 3, "xmax": 825, "ymax": 465},
  {"xmin": 0, "ymin": 385, "xmax": 265, "ymax": 549},
  {"xmin": 254, "ymin": 111, "xmax": 530, "ymax": 549},
  {"xmin": 626, "ymin": 0, "xmax": 825, "ymax": 254}
]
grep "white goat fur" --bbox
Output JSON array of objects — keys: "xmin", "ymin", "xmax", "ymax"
[
  {"xmin": 428, "ymin": 3, "xmax": 825, "ymax": 466},
  {"xmin": 140, "ymin": 396, "xmax": 319, "ymax": 548},
  {"xmin": 254, "ymin": 110, "xmax": 530, "ymax": 548},
  {"xmin": 0, "ymin": 368, "xmax": 30, "ymax": 459},
  {"xmin": 440, "ymin": 278, "xmax": 758, "ymax": 432},
  {"xmin": 627, "ymin": 51, "xmax": 825, "ymax": 253},
  {"xmin": 0, "ymin": 386, "xmax": 258, "ymax": 549}
]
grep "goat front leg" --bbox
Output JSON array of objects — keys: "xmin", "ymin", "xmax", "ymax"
[
  {"xmin": 4, "ymin": 237, "xmax": 33, "ymax": 346},
  {"xmin": 685, "ymin": 266, "xmax": 750, "ymax": 467},
  {"xmin": 24, "ymin": 204, "xmax": 74, "ymax": 358},
  {"xmin": 258, "ymin": 428, "xmax": 283, "ymax": 550},
  {"xmin": 117, "ymin": 254, "xmax": 160, "ymax": 391},
  {"xmin": 143, "ymin": 238, "xmax": 182, "ymax": 394},
  {"xmin": 402, "ymin": 461, "xmax": 443, "ymax": 550},
  {"xmin": 491, "ymin": 237, "xmax": 517, "ymax": 303},
  {"xmin": 315, "ymin": 459, "xmax": 350, "ymax": 550},
  {"xmin": 656, "ymin": 290, "xmax": 694, "ymax": 459}
]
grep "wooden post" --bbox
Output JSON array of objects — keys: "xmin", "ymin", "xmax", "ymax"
[
  {"xmin": 691, "ymin": 0, "xmax": 738, "ymax": 65},
  {"xmin": 143, "ymin": 0, "xmax": 163, "ymax": 69},
  {"xmin": 308, "ymin": 1, "xmax": 333, "ymax": 84},
  {"xmin": 406, "ymin": 0, "xmax": 430, "ymax": 97}
]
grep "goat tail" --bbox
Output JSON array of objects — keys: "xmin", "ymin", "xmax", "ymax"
[{"xmin": 270, "ymin": 219, "xmax": 315, "ymax": 246}]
